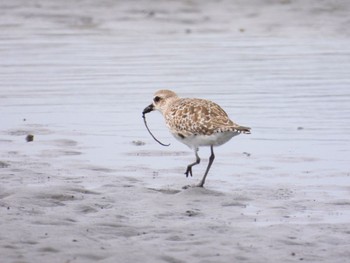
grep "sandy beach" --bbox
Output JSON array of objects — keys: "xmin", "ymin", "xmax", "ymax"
[{"xmin": 1, "ymin": 0, "xmax": 350, "ymax": 262}]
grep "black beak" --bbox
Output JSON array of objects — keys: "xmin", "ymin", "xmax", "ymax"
[{"xmin": 142, "ymin": 104, "xmax": 154, "ymax": 117}]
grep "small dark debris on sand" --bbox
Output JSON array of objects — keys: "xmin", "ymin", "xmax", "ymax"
[
  {"xmin": 0, "ymin": 161, "xmax": 9, "ymax": 168},
  {"xmin": 243, "ymin": 152, "xmax": 251, "ymax": 157},
  {"xmin": 132, "ymin": 140, "xmax": 145, "ymax": 146},
  {"xmin": 26, "ymin": 134, "xmax": 34, "ymax": 142}
]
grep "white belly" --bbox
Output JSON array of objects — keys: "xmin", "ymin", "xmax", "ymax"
[{"xmin": 172, "ymin": 131, "xmax": 239, "ymax": 149}]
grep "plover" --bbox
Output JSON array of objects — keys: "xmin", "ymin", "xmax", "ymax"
[{"xmin": 143, "ymin": 90, "xmax": 250, "ymax": 187}]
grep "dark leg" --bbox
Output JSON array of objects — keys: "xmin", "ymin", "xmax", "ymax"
[
  {"xmin": 184, "ymin": 148, "xmax": 200, "ymax": 177},
  {"xmin": 197, "ymin": 145, "xmax": 215, "ymax": 187}
]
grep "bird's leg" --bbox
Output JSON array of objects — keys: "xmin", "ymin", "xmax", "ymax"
[
  {"xmin": 197, "ymin": 145, "xmax": 215, "ymax": 187},
  {"xmin": 184, "ymin": 148, "xmax": 200, "ymax": 177}
]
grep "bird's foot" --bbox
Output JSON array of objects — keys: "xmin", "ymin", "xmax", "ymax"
[
  {"xmin": 184, "ymin": 166, "xmax": 193, "ymax": 177},
  {"xmin": 182, "ymin": 183, "xmax": 204, "ymax": 190},
  {"xmin": 196, "ymin": 182, "xmax": 204, "ymax": 188}
]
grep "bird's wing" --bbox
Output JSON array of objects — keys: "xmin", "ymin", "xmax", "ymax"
[{"xmin": 165, "ymin": 98, "xmax": 238, "ymax": 135}]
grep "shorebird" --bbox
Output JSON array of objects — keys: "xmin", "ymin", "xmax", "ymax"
[{"xmin": 142, "ymin": 90, "xmax": 250, "ymax": 187}]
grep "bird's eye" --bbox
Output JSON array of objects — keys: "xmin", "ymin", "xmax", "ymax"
[{"xmin": 153, "ymin": 96, "xmax": 161, "ymax": 103}]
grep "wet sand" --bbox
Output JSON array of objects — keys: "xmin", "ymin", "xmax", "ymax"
[{"xmin": 1, "ymin": 0, "xmax": 350, "ymax": 262}]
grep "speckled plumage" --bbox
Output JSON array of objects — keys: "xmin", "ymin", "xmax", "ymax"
[
  {"xmin": 165, "ymin": 98, "xmax": 248, "ymax": 135},
  {"xmin": 143, "ymin": 89, "xmax": 250, "ymax": 188}
]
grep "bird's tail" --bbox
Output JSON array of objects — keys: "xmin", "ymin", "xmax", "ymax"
[{"xmin": 235, "ymin": 125, "xmax": 251, "ymax": 134}]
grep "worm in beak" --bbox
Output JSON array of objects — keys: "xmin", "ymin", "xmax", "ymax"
[{"xmin": 142, "ymin": 104, "xmax": 170, "ymax": 147}]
